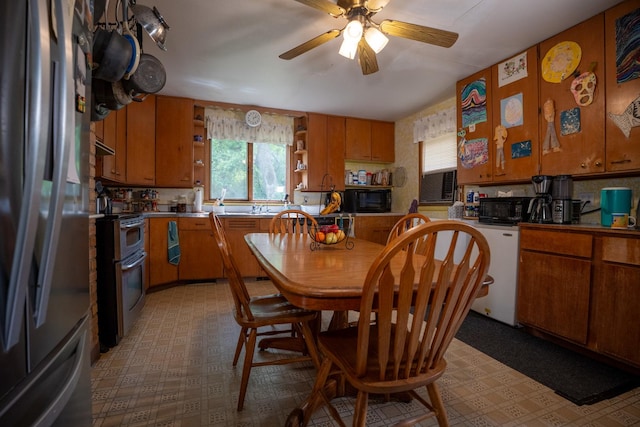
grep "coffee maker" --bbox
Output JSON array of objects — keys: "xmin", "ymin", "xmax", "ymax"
[
  {"xmin": 551, "ymin": 174, "xmax": 573, "ymax": 224},
  {"xmin": 528, "ymin": 175, "xmax": 554, "ymax": 223}
]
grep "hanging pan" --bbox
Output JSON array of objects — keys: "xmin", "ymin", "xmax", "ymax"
[
  {"xmin": 122, "ymin": 53, "xmax": 166, "ymax": 95},
  {"xmin": 92, "ymin": 27, "xmax": 133, "ymax": 82}
]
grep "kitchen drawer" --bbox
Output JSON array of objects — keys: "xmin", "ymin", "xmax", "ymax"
[
  {"xmin": 519, "ymin": 229, "xmax": 592, "ymax": 258},
  {"xmin": 178, "ymin": 217, "xmax": 211, "ymax": 231},
  {"xmin": 601, "ymin": 236, "xmax": 640, "ymax": 266}
]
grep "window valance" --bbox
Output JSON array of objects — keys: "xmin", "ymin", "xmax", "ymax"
[
  {"xmin": 205, "ymin": 107, "xmax": 294, "ymax": 145},
  {"xmin": 413, "ymin": 106, "xmax": 456, "ymax": 143}
]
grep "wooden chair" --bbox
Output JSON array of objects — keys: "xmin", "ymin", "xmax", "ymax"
[
  {"xmin": 209, "ymin": 213, "xmax": 321, "ymax": 411},
  {"xmin": 269, "ymin": 209, "xmax": 318, "ymax": 236},
  {"xmin": 294, "ymin": 220, "xmax": 490, "ymax": 426},
  {"xmin": 386, "ymin": 212, "xmax": 431, "ymax": 244}
]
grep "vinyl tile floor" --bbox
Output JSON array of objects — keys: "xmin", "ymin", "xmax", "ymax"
[{"xmin": 91, "ymin": 280, "xmax": 640, "ymax": 426}]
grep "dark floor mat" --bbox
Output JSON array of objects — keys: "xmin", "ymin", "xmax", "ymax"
[{"xmin": 455, "ymin": 311, "xmax": 640, "ymax": 405}]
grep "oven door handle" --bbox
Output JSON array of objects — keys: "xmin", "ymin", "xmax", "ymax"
[
  {"xmin": 121, "ymin": 252, "xmax": 147, "ymax": 271},
  {"xmin": 120, "ymin": 218, "xmax": 145, "ymax": 230}
]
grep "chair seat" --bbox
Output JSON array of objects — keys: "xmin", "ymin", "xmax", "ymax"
[
  {"xmin": 236, "ymin": 294, "xmax": 318, "ymax": 327},
  {"xmin": 318, "ymin": 324, "xmax": 447, "ymax": 395}
]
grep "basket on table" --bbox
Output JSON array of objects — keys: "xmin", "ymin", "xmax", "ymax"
[{"xmin": 308, "ymin": 222, "xmax": 354, "ymax": 250}]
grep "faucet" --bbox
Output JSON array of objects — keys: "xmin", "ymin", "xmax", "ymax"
[{"xmin": 282, "ymin": 194, "xmax": 289, "ymax": 208}]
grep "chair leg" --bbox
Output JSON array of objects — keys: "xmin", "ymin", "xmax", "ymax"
[
  {"xmin": 299, "ymin": 320, "xmax": 321, "ymax": 369},
  {"xmin": 237, "ymin": 328, "xmax": 257, "ymax": 411},
  {"xmin": 426, "ymin": 383, "xmax": 449, "ymax": 427},
  {"xmin": 353, "ymin": 391, "xmax": 369, "ymax": 427},
  {"xmin": 233, "ymin": 327, "xmax": 247, "ymax": 367}
]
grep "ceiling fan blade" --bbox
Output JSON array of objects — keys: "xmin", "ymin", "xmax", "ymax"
[
  {"xmin": 294, "ymin": 0, "xmax": 346, "ymax": 17},
  {"xmin": 365, "ymin": 0, "xmax": 390, "ymax": 12},
  {"xmin": 379, "ymin": 20, "xmax": 458, "ymax": 48},
  {"xmin": 279, "ymin": 29, "xmax": 341, "ymax": 60},
  {"xmin": 357, "ymin": 38, "xmax": 379, "ymax": 75}
]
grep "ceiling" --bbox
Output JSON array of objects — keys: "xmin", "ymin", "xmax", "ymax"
[{"xmin": 139, "ymin": 0, "xmax": 622, "ymax": 121}]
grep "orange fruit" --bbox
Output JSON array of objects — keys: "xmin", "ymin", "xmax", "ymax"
[{"xmin": 315, "ymin": 231, "xmax": 325, "ymax": 242}]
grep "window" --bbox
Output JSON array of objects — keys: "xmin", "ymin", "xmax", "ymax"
[
  {"xmin": 209, "ymin": 139, "xmax": 288, "ymax": 201},
  {"xmin": 420, "ymin": 133, "xmax": 457, "ymax": 174},
  {"xmin": 205, "ymin": 107, "xmax": 294, "ymax": 202}
]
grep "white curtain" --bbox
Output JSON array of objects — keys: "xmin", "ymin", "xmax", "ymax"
[
  {"xmin": 413, "ymin": 106, "xmax": 456, "ymax": 143},
  {"xmin": 204, "ymin": 107, "xmax": 294, "ymax": 145}
]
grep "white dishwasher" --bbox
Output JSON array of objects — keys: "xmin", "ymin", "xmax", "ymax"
[{"xmin": 470, "ymin": 223, "xmax": 521, "ymax": 326}]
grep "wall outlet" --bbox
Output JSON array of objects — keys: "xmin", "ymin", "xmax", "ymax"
[{"xmin": 579, "ymin": 192, "xmax": 595, "ymax": 207}]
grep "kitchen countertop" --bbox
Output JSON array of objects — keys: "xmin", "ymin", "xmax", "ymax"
[
  {"xmin": 141, "ymin": 211, "xmax": 406, "ymax": 219},
  {"xmin": 519, "ymin": 221, "xmax": 640, "ymax": 236}
]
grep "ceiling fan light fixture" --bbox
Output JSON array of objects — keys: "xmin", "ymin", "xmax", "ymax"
[
  {"xmin": 343, "ymin": 19, "xmax": 363, "ymax": 42},
  {"xmin": 339, "ymin": 37, "xmax": 359, "ymax": 59},
  {"xmin": 364, "ymin": 26, "xmax": 388, "ymax": 54}
]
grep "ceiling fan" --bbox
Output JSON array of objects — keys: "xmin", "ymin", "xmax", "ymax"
[{"xmin": 279, "ymin": 0, "xmax": 459, "ymax": 75}]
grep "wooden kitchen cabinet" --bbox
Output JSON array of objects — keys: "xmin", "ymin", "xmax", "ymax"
[
  {"xmin": 155, "ymin": 96, "xmax": 194, "ymax": 187},
  {"xmin": 304, "ymin": 113, "xmax": 346, "ymax": 191},
  {"xmin": 222, "ymin": 217, "xmax": 265, "ymax": 278},
  {"xmin": 149, "ymin": 217, "xmax": 179, "ymax": 287},
  {"xmin": 345, "ymin": 118, "xmax": 394, "ymax": 163},
  {"xmin": 592, "ymin": 236, "xmax": 640, "ymax": 366},
  {"xmin": 538, "ymin": 14, "xmax": 605, "ymax": 176},
  {"xmin": 126, "ymin": 95, "xmax": 156, "ymax": 186},
  {"xmin": 490, "ymin": 46, "xmax": 539, "ymax": 182},
  {"xmin": 371, "ymin": 120, "xmax": 394, "ymax": 163},
  {"xmin": 456, "ymin": 67, "xmax": 494, "ymax": 185},
  {"xmin": 605, "ymin": 0, "xmax": 640, "ymax": 172},
  {"xmin": 96, "ymin": 108, "xmax": 126, "ymax": 183},
  {"xmin": 518, "ymin": 225, "xmax": 640, "ymax": 370},
  {"xmin": 355, "ymin": 215, "xmax": 402, "ymax": 245},
  {"xmin": 517, "ymin": 228, "xmax": 592, "ymax": 345},
  {"xmin": 178, "ymin": 217, "xmax": 223, "ymax": 280}
]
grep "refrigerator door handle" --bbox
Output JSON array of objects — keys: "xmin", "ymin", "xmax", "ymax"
[
  {"xmin": 32, "ymin": 328, "xmax": 87, "ymax": 427},
  {"xmin": 3, "ymin": 0, "xmax": 52, "ymax": 350},
  {"xmin": 34, "ymin": 0, "xmax": 76, "ymax": 328}
]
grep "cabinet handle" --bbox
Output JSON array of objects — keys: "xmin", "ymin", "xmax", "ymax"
[
  {"xmin": 580, "ymin": 163, "xmax": 586, "ymax": 168},
  {"xmin": 610, "ymin": 159, "xmax": 631, "ymax": 165},
  {"xmin": 502, "ymin": 233, "xmax": 513, "ymax": 237}
]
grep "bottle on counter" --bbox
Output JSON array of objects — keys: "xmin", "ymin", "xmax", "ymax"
[{"xmin": 193, "ymin": 181, "xmax": 204, "ymax": 212}]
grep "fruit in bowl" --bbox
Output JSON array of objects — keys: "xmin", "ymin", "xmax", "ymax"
[{"xmin": 311, "ymin": 224, "xmax": 346, "ymax": 245}]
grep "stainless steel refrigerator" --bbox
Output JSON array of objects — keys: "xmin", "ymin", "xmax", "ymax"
[{"xmin": 1, "ymin": 0, "xmax": 92, "ymax": 425}]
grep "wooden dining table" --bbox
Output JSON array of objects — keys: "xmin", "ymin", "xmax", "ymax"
[{"xmin": 245, "ymin": 233, "xmax": 490, "ymax": 325}]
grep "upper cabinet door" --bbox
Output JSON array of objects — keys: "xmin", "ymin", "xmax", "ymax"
[
  {"xmin": 538, "ymin": 14, "xmax": 605, "ymax": 176},
  {"xmin": 456, "ymin": 67, "xmax": 494, "ymax": 185},
  {"xmin": 491, "ymin": 46, "xmax": 540, "ymax": 182},
  {"xmin": 371, "ymin": 120, "xmax": 394, "ymax": 163},
  {"xmin": 345, "ymin": 118, "xmax": 371, "ymax": 161},
  {"xmin": 155, "ymin": 96, "xmax": 194, "ymax": 187},
  {"xmin": 126, "ymin": 95, "xmax": 156, "ymax": 186},
  {"xmin": 605, "ymin": 0, "xmax": 640, "ymax": 172}
]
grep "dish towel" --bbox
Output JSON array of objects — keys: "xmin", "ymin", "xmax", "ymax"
[{"xmin": 168, "ymin": 221, "xmax": 180, "ymax": 265}]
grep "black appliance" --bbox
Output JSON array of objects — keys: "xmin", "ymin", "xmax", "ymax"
[
  {"xmin": 0, "ymin": 0, "xmax": 92, "ymax": 424},
  {"xmin": 528, "ymin": 175, "xmax": 554, "ymax": 223},
  {"xmin": 96, "ymin": 214, "xmax": 146, "ymax": 348},
  {"xmin": 551, "ymin": 174, "xmax": 574, "ymax": 224},
  {"xmin": 478, "ymin": 197, "xmax": 533, "ymax": 225},
  {"xmin": 343, "ymin": 188, "xmax": 392, "ymax": 213},
  {"xmin": 419, "ymin": 169, "xmax": 457, "ymax": 205}
]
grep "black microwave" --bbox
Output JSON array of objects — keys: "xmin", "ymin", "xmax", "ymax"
[
  {"xmin": 343, "ymin": 188, "xmax": 392, "ymax": 213},
  {"xmin": 478, "ymin": 197, "xmax": 533, "ymax": 225}
]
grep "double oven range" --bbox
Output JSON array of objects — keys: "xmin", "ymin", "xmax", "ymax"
[{"xmin": 96, "ymin": 214, "xmax": 146, "ymax": 349}]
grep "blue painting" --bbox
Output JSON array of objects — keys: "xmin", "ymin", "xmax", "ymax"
[
  {"xmin": 500, "ymin": 93, "xmax": 524, "ymax": 128},
  {"xmin": 511, "ymin": 140, "xmax": 531, "ymax": 159},
  {"xmin": 615, "ymin": 8, "xmax": 640, "ymax": 84},
  {"xmin": 560, "ymin": 108, "xmax": 581, "ymax": 136},
  {"xmin": 461, "ymin": 78, "xmax": 487, "ymax": 128}
]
